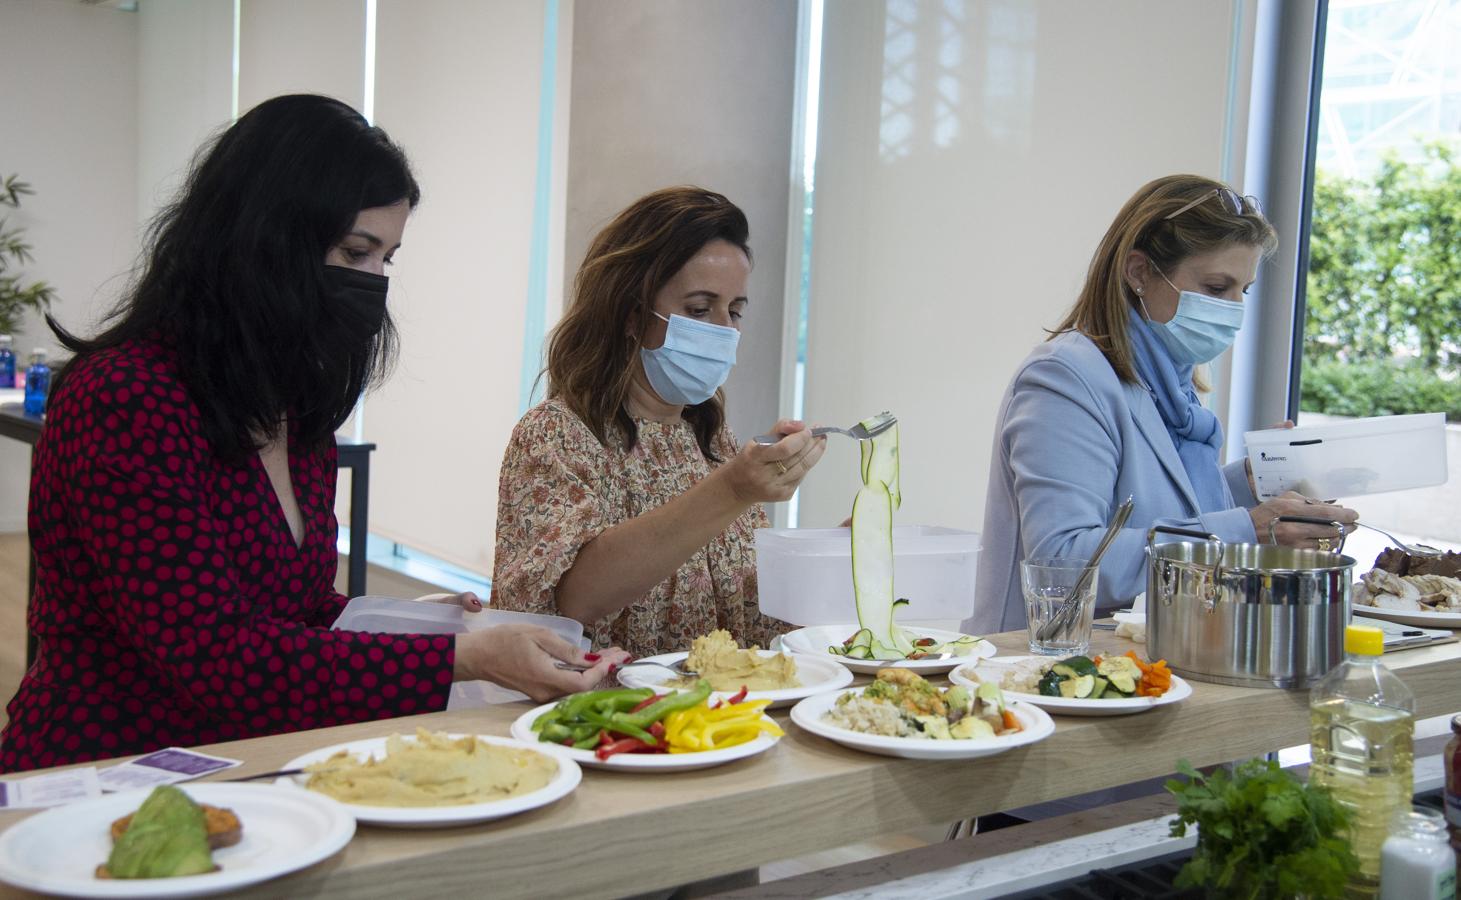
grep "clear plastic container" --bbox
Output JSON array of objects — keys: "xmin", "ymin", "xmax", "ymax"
[
  {"xmin": 1310, "ymin": 624, "xmax": 1417, "ymax": 898},
  {"xmin": 754, "ymin": 526, "xmax": 979, "ymax": 625},
  {"xmin": 331, "ymin": 596, "xmax": 590, "ymax": 707}
]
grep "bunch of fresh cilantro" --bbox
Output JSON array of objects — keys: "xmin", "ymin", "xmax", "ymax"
[{"xmin": 1166, "ymin": 758, "xmax": 1359, "ymax": 899}]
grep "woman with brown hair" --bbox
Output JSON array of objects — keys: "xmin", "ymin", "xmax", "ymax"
[
  {"xmin": 491, "ymin": 187, "xmax": 825, "ymax": 658},
  {"xmin": 964, "ymin": 174, "xmax": 1359, "ymax": 635}
]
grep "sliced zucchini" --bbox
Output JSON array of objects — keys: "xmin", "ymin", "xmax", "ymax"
[
  {"xmin": 863, "ymin": 422, "xmax": 901, "ymax": 509},
  {"xmin": 1037, "ymin": 671, "xmax": 1065, "ymax": 697},
  {"xmin": 1058, "ymin": 678, "xmax": 1081, "ymax": 699},
  {"xmin": 1051, "ymin": 663, "xmax": 1080, "ymax": 680},
  {"xmin": 1058, "ymin": 656, "xmax": 1098, "ymax": 677},
  {"xmin": 1097, "ymin": 656, "xmax": 1141, "ymax": 695},
  {"xmin": 1090, "ymin": 676, "xmax": 1110, "ymax": 699},
  {"xmin": 851, "ymin": 479, "xmax": 912, "ymax": 657},
  {"xmin": 1071, "ymin": 674, "xmax": 1096, "ymax": 699}
]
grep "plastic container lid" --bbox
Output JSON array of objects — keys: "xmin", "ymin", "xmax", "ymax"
[{"xmin": 1345, "ymin": 624, "xmax": 1385, "ymax": 656}]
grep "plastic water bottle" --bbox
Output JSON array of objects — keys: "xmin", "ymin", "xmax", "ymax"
[
  {"xmin": 1310, "ymin": 624, "xmax": 1416, "ymax": 897},
  {"xmin": 0, "ymin": 335, "xmax": 14, "ymax": 388},
  {"xmin": 23, "ymin": 348, "xmax": 50, "ymax": 416},
  {"xmin": 0, "ymin": 331, "xmax": 14, "ymax": 385}
]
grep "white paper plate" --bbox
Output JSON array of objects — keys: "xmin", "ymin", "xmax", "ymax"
[
  {"xmin": 779, "ymin": 625, "xmax": 996, "ymax": 675},
  {"xmin": 789, "ymin": 688, "xmax": 1055, "ymax": 760},
  {"xmin": 616, "ymin": 650, "xmax": 853, "ymax": 708},
  {"xmin": 0, "ymin": 783, "xmax": 354, "ymax": 898},
  {"xmin": 1352, "ymin": 604, "xmax": 1461, "ymax": 629},
  {"xmin": 509, "ymin": 703, "xmax": 780, "ymax": 771},
  {"xmin": 949, "ymin": 656, "xmax": 1192, "ymax": 717},
  {"xmin": 278, "ymin": 734, "xmax": 579, "ymax": 828}
]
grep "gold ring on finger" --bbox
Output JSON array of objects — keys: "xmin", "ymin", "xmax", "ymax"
[
  {"xmin": 776, "ymin": 461, "xmax": 787, "ymax": 475},
  {"xmin": 1316, "ymin": 538, "xmax": 1332, "ymax": 552}
]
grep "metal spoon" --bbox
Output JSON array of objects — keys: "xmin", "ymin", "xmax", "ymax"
[{"xmin": 1035, "ymin": 496, "xmax": 1135, "ymax": 642}]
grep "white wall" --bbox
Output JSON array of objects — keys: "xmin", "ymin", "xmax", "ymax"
[
  {"xmin": 137, "ymin": 0, "xmax": 234, "ymax": 220},
  {"xmin": 794, "ymin": 0, "xmax": 1258, "ymax": 532},
  {"xmin": 237, "ymin": 0, "xmax": 365, "ymax": 114},
  {"xmin": 563, "ymin": 0, "xmax": 799, "ymax": 444},
  {"xmin": 0, "ymin": 0, "xmax": 139, "ymax": 531}
]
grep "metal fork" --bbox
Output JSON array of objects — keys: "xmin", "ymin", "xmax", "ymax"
[
  {"xmin": 1354, "ymin": 521, "xmax": 1444, "ymax": 558},
  {"xmin": 554, "ymin": 659, "xmax": 700, "ymax": 677},
  {"xmin": 753, "ymin": 411, "xmax": 896, "ymax": 446}
]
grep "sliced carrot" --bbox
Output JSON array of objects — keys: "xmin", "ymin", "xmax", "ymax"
[{"xmin": 1001, "ymin": 709, "xmax": 1019, "ymax": 732}]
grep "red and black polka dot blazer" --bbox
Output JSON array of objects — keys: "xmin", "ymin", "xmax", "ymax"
[{"xmin": 1, "ymin": 340, "xmax": 453, "ymax": 772}]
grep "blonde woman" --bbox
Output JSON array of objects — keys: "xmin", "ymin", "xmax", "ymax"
[
  {"xmin": 965, "ymin": 175, "xmax": 1358, "ymax": 635},
  {"xmin": 492, "ymin": 187, "xmax": 825, "ymax": 658}
]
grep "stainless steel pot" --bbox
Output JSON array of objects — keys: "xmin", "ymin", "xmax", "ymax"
[{"xmin": 1146, "ymin": 517, "xmax": 1355, "ymax": 689}]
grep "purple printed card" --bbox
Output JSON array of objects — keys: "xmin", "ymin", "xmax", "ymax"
[{"xmin": 97, "ymin": 747, "xmax": 242, "ymax": 792}]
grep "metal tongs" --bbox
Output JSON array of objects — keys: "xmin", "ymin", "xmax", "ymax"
[{"xmin": 1035, "ymin": 496, "xmax": 1135, "ymax": 641}]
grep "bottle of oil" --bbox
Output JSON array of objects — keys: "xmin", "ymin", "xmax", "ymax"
[{"xmin": 1310, "ymin": 624, "xmax": 1416, "ymax": 898}]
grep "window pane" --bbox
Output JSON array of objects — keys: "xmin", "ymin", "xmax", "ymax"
[{"xmin": 1302, "ymin": 0, "xmax": 1461, "ymax": 564}]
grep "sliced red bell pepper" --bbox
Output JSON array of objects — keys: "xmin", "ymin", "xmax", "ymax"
[
  {"xmin": 725, "ymin": 686, "xmax": 749, "ymax": 706},
  {"xmin": 648, "ymin": 721, "xmax": 666, "ymax": 740},
  {"xmin": 595, "ymin": 737, "xmax": 665, "ymax": 761},
  {"xmin": 629, "ymin": 693, "xmax": 665, "ymax": 714}
]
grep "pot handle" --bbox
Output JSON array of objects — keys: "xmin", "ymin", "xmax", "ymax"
[
  {"xmin": 1146, "ymin": 526, "xmax": 1225, "ymax": 608},
  {"xmin": 1267, "ymin": 515, "xmax": 1347, "ymax": 554}
]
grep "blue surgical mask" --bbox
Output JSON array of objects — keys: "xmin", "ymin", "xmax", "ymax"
[
  {"xmin": 639, "ymin": 312, "xmax": 739, "ymax": 406},
  {"xmin": 1142, "ymin": 269, "xmax": 1245, "ymax": 365}
]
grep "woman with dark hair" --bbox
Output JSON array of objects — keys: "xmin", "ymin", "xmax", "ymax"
[
  {"xmin": 964, "ymin": 175, "xmax": 1359, "ymax": 635},
  {"xmin": 1, "ymin": 94, "xmax": 625, "ymax": 774},
  {"xmin": 492, "ymin": 187, "xmax": 826, "ymax": 659}
]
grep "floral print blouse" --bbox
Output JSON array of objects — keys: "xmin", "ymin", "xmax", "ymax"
[{"xmin": 492, "ymin": 399, "xmax": 786, "ymax": 658}]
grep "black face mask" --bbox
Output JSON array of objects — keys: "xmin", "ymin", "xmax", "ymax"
[{"xmin": 322, "ymin": 264, "xmax": 389, "ymax": 343}]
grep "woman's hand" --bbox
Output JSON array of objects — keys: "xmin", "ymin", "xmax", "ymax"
[
  {"xmin": 721, "ymin": 419, "xmax": 827, "ymax": 504},
  {"xmin": 452, "ymin": 624, "xmax": 631, "ymax": 702},
  {"xmin": 418, "ymin": 591, "xmax": 485, "ymax": 612},
  {"xmin": 1248, "ymin": 490, "xmax": 1358, "ymax": 549}
]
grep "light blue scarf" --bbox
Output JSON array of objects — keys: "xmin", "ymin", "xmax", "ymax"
[{"xmin": 1127, "ymin": 307, "xmax": 1228, "ymax": 512}]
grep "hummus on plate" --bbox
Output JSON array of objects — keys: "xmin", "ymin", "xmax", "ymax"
[
  {"xmin": 676, "ymin": 629, "xmax": 800, "ymax": 692},
  {"xmin": 305, "ymin": 728, "xmax": 556, "ymax": 807}
]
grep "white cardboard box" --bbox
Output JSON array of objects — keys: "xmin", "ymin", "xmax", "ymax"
[{"xmin": 1244, "ymin": 412, "xmax": 1448, "ymax": 500}]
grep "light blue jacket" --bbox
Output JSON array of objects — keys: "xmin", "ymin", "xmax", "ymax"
[{"xmin": 961, "ymin": 331, "xmax": 1259, "ymax": 635}]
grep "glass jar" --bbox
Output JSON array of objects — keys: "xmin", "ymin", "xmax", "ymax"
[
  {"xmin": 1446, "ymin": 714, "xmax": 1460, "ymax": 851},
  {"xmin": 1380, "ymin": 807, "xmax": 1456, "ymax": 900}
]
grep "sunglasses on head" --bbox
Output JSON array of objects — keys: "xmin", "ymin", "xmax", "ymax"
[{"xmin": 1164, "ymin": 187, "xmax": 1262, "ymax": 220}]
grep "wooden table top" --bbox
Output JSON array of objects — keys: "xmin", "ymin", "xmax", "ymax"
[{"xmin": 2, "ymin": 628, "xmax": 1457, "ymax": 898}]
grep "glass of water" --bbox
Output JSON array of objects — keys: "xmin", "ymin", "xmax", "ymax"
[{"xmin": 1021, "ymin": 557, "xmax": 1098, "ymax": 656}]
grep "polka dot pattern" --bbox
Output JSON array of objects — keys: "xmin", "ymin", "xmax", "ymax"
[{"xmin": 0, "ymin": 339, "xmax": 454, "ymax": 774}]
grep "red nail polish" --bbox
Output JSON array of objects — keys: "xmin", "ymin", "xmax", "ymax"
[
  {"xmin": 608, "ymin": 664, "xmax": 619, "ymax": 674},
  {"xmin": 584, "ymin": 653, "xmax": 601, "ymax": 662},
  {"xmin": 624, "ymin": 656, "xmax": 636, "ymax": 663}
]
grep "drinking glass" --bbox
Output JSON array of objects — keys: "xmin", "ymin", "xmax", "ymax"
[{"xmin": 1021, "ymin": 557, "xmax": 1098, "ymax": 656}]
